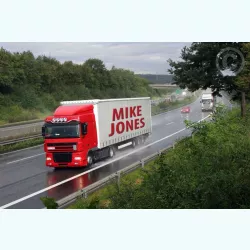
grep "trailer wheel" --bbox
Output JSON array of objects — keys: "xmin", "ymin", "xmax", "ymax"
[
  {"xmin": 140, "ymin": 136, "xmax": 145, "ymax": 144},
  {"xmin": 108, "ymin": 147, "xmax": 115, "ymax": 158},
  {"xmin": 137, "ymin": 137, "xmax": 143, "ymax": 145}
]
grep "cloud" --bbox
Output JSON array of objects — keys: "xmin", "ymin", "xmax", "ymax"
[{"xmin": 0, "ymin": 42, "xmax": 191, "ymax": 74}]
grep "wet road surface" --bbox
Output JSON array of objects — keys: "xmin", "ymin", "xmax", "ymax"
[{"xmin": 0, "ymin": 95, "xmax": 229, "ymax": 208}]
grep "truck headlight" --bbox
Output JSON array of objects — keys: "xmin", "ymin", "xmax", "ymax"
[
  {"xmin": 74, "ymin": 157, "xmax": 81, "ymax": 160},
  {"xmin": 46, "ymin": 157, "xmax": 51, "ymax": 161}
]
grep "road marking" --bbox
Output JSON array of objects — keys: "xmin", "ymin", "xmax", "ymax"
[
  {"xmin": 0, "ymin": 114, "xmax": 210, "ymax": 209},
  {"xmin": 166, "ymin": 122, "xmax": 174, "ymax": 126},
  {"xmin": 6, "ymin": 153, "xmax": 45, "ymax": 165}
]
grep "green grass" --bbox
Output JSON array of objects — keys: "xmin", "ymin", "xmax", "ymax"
[
  {"xmin": 67, "ymin": 160, "xmax": 156, "ymax": 209},
  {"xmin": 151, "ymin": 95, "xmax": 197, "ymax": 115},
  {"xmin": 0, "ymin": 138, "xmax": 44, "ymax": 154},
  {"xmin": 0, "ymin": 110, "xmax": 52, "ymax": 127}
]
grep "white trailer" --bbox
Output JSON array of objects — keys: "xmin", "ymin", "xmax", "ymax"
[
  {"xmin": 93, "ymin": 97, "xmax": 152, "ymax": 149},
  {"xmin": 201, "ymin": 93, "xmax": 214, "ymax": 111}
]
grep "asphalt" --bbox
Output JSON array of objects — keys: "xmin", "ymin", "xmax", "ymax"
[{"xmin": 0, "ymin": 94, "xmax": 230, "ymax": 209}]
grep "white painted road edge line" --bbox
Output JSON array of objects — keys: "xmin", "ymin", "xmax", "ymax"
[
  {"xmin": 166, "ymin": 122, "xmax": 174, "ymax": 126},
  {"xmin": 6, "ymin": 153, "xmax": 45, "ymax": 165},
  {"xmin": 0, "ymin": 114, "xmax": 210, "ymax": 209}
]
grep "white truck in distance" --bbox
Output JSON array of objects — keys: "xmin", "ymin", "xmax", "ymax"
[{"xmin": 200, "ymin": 93, "xmax": 214, "ymax": 112}]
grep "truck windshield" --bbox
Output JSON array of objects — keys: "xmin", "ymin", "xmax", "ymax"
[
  {"xmin": 44, "ymin": 123, "xmax": 80, "ymax": 138},
  {"xmin": 202, "ymin": 100, "xmax": 211, "ymax": 104}
]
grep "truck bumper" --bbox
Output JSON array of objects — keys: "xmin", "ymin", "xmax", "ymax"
[
  {"xmin": 45, "ymin": 152, "xmax": 88, "ymax": 168},
  {"xmin": 202, "ymin": 108, "xmax": 213, "ymax": 111}
]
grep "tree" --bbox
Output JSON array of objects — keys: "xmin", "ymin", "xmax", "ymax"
[
  {"xmin": 168, "ymin": 42, "xmax": 247, "ymax": 116},
  {"xmin": 235, "ymin": 43, "xmax": 250, "ymax": 117}
]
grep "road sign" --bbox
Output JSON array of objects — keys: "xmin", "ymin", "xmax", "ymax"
[{"xmin": 175, "ymin": 89, "xmax": 181, "ymax": 95}]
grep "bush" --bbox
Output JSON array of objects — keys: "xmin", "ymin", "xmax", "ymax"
[
  {"xmin": 105, "ymin": 107, "xmax": 250, "ymax": 209},
  {"xmin": 0, "ymin": 105, "xmax": 38, "ymax": 123}
]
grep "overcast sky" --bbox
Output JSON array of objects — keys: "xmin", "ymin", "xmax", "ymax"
[{"xmin": 0, "ymin": 42, "xmax": 191, "ymax": 74}]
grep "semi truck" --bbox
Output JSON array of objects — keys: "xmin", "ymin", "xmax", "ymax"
[
  {"xmin": 42, "ymin": 97, "xmax": 152, "ymax": 168},
  {"xmin": 200, "ymin": 93, "xmax": 214, "ymax": 112}
]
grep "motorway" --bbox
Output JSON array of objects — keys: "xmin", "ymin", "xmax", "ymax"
[{"xmin": 0, "ymin": 94, "xmax": 230, "ymax": 209}]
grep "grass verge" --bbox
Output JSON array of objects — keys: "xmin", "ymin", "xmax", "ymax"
[
  {"xmin": 66, "ymin": 159, "xmax": 156, "ymax": 209},
  {"xmin": 151, "ymin": 95, "xmax": 197, "ymax": 115},
  {"xmin": 0, "ymin": 132, "xmax": 42, "ymax": 142},
  {"xmin": 0, "ymin": 138, "xmax": 44, "ymax": 154}
]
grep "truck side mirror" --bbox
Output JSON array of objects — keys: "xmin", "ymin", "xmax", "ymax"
[
  {"xmin": 81, "ymin": 123, "xmax": 88, "ymax": 135},
  {"xmin": 42, "ymin": 126, "xmax": 45, "ymax": 137}
]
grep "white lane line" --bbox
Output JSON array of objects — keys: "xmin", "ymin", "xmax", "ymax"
[
  {"xmin": 166, "ymin": 122, "xmax": 174, "ymax": 126},
  {"xmin": 0, "ymin": 114, "xmax": 210, "ymax": 209},
  {"xmin": 6, "ymin": 153, "xmax": 45, "ymax": 165}
]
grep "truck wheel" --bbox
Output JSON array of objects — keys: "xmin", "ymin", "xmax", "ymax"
[
  {"xmin": 137, "ymin": 137, "xmax": 143, "ymax": 145},
  {"xmin": 108, "ymin": 147, "xmax": 115, "ymax": 158},
  {"xmin": 140, "ymin": 136, "xmax": 145, "ymax": 144},
  {"xmin": 87, "ymin": 153, "xmax": 93, "ymax": 167}
]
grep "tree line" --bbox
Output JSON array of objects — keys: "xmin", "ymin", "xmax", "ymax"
[
  {"xmin": 168, "ymin": 42, "xmax": 250, "ymax": 117},
  {"xmin": 136, "ymin": 74, "xmax": 174, "ymax": 84},
  {"xmin": 0, "ymin": 48, "xmax": 164, "ymax": 124}
]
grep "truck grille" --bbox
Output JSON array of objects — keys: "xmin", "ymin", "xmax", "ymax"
[
  {"xmin": 47, "ymin": 143, "xmax": 76, "ymax": 152},
  {"xmin": 53, "ymin": 153, "xmax": 72, "ymax": 163}
]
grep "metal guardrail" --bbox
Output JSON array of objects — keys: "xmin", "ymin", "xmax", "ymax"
[
  {"xmin": 0, "ymin": 134, "xmax": 42, "ymax": 146},
  {"xmin": 0, "ymin": 119, "xmax": 44, "ymax": 129},
  {"xmin": 56, "ymin": 145, "xmax": 174, "ymax": 209}
]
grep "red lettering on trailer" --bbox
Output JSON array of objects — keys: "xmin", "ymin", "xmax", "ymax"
[
  {"xmin": 109, "ymin": 105, "xmax": 146, "ymax": 137},
  {"xmin": 126, "ymin": 120, "xmax": 133, "ymax": 131},
  {"xmin": 125, "ymin": 107, "xmax": 129, "ymax": 119},
  {"xmin": 140, "ymin": 118, "xmax": 145, "ymax": 128},
  {"xmin": 112, "ymin": 108, "xmax": 124, "ymax": 121},
  {"xmin": 109, "ymin": 118, "xmax": 146, "ymax": 137},
  {"xmin": 137, "ymin": 105, "xmax": 142, "ymax": 116},
  {"xmin": 109, "ymin": 123, "xmax": 115, "ymax": 137},
  {"xmin": 134, "ymin": 118, "xmax": 140, "ymax": 129},
  {"xmin": 117, "ymin": 122, "xmax": 125, "ymax": 134},
  {"xmin": 129, "ymin": 107, "xmax": 136, "ymax": 117},
  {"xmin": 112, "ymin": 106, "xmax": 142, "ymax": 121}
]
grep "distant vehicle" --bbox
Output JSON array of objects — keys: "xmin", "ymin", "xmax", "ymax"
[
  {"xmin": 200, "ymin": 93, "xmax": 214, "ymax": 112},
  {"xmin": 42, "ymin": 97, "xmax": 152, "ymax": 168},
  {"xmin": 181, "ymin": 106, "xmax": 190, "ymax": 113}
]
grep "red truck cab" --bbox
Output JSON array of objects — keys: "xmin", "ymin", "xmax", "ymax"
[{"xmin": 42, "ymin": 104, "xmax": 98, "ymax": 167}]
